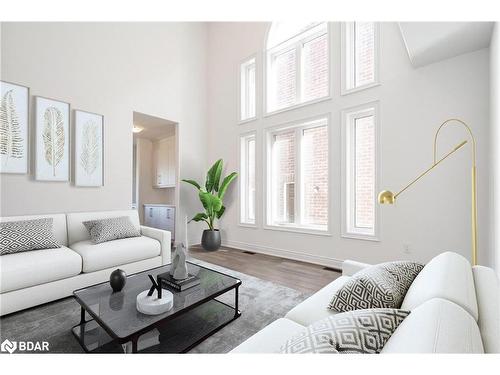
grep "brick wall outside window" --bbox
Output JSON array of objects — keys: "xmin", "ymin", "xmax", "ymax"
[
  {"xmin": 270, "ymin": 121, "xmax": 328, "ymax": 228},
  {"xmin": 302, "ymin": 125, "xmax": 328, "ymax": 226},
  {"xmin": 302, "ymin": 34, "xmax": 329, "ymax": 101},
  {"xmin": 355, "ymin": 22, "xmax": 375, "ymax": 87},
  {"xmin": 273, "ymin": 130, "xmax": 296, "ymax": 223},
  {"xmin": 273, "ymin": 49, "xmax": 297, "ymax": 110},
  {"xmin": 266, "ymin": 22, "xmax": 329, "ymax": 113},
  {"xmin": 354, "ymin": 115, "xmax": 375, "ymax": 228}
]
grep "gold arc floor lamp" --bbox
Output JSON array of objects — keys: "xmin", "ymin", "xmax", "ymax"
[{"xmin": 378, "ymin": 119, "xmax": 478, "ymax": 266}]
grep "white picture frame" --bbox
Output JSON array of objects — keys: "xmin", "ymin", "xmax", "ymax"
[
  {"xmin": 0, "ymin": 81, "xmax": 30, "ymax": 174},
  {"xmin": 35, "ymin": 96, "xmax": 70, "ymax": 181},
  {"xmin": 74, "ymin": 110, "xmax": 104, "ymax": 187}
]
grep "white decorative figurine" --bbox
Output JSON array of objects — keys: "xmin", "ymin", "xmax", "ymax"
[{"xmin": 170, "ymin": 242, "xmax": 188, "ymax": 280}]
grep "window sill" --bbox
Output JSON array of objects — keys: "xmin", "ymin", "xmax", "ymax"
[
  {"xmin": 341, "ymin": 232, "xmax": 380, "ymax": 242},
  {"xmin": 264, "ymin": 224, "xmax": 332, "ymax": 236},
  {"xmin": 264, "ymin": 95, "xmax": 331, "ymax": 118},
  {"xmin": 238, "ymin": 222, "xmax": 258, "ymax": 229},
  {"xmin": 238, "ymin": 116, "xmax": 257, "ymax": 125},
  {"xmin": 341, "ymin": 82, "xmax": 380, "ymax": 96}
]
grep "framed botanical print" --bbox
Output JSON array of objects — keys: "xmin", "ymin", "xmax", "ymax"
[
  {"xmin": 0, "ymin": 81, "xmax": 30, "ymax": 174},
  {"xmin": 35, "ymin": 96, "xmax": 70, "ymax": 181},
  {"xmin": 74, "ymin": 110, "xmax": 104, "ymax": 187}
]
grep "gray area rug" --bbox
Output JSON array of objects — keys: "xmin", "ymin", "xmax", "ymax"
[{"xmin": 0, "ymin": 259, "xmax": 311, "ymax": 353}]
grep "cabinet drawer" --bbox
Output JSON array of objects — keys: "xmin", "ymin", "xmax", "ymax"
[
  {"xmin": 144, "ymin": 206, "xmax": 155, "ymax": 226},
  {"xmin": 143, "ymin": 206, "xmax": 174, "ymax": 238}
]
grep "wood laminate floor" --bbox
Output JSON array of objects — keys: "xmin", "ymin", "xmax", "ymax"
[{"xmin": 188, "ymin": 245, "xmax": 341, "ymax": 294}]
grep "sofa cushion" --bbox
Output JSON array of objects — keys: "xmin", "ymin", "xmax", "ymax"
[
  {"xmin": 83, "ymin": 216, "xmax": 140, "ymax": 244},
  {"xmin": 281, "ymin": 308, "xmax": 410, "ymax": 354},
  {"xmin": 285, "ymin": 276, "xmax": 349, "ymax": 326},
  {"xmin": 0, "ymin": 214, "xmax": 68, "ymax": 246},
  {"xmin": 70, "ymin": 235, "xmax": 160, "ymax": 273},
  {"xmin": 381, "ymin": 298, "xmax": 483, "ymax": 353},
  {"xmin": 66, "ymin": 210, "xmax": 140, "ymax": 245},
  {"xmin": 230, "ymin": 318, "xmax": 307, "ymax": 353},
  {"xmin": 401, "ymin": 252, "xmax": 478, "ymax": 321},
  {"xmin": 0, "ymin": 246, "xmax": 82, "ymax": 293},
  {"xmin": 472, "ymin": 266, "xmax": 500, "ymax": 353},
  {"xmin": 0, "ymin": 218, "xmax": 61, "ymax": 255},
  {"xmin": 328, "ymin": 261, "xmax": 423, "ymax": 312}
]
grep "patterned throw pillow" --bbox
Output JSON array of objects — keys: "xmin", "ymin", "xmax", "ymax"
[
  {"xmin": 281, "ymin": 308, "xmax": 410, "ymax": 354},
  {"xmin": 83, "ymin": 216, "xmax": 141, "ymax": 244},
  {"xmin": 328, "ymin": 261, "xmax": 424, "ymax": 312},
  {"xmin": 0, "ymin": 218, "xmax": 61, "ymax": 255}
]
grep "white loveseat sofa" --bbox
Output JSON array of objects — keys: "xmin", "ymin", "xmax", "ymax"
[
  {"xmin": 231, "ymin": 252, "xmax": 500, "ymax": 353},
  {"xmin": 0, "ymin": 210, "xmax": 171, "ymax": 316}
]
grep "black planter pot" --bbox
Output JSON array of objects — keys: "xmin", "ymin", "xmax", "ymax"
[{"xmin": 201, "ymin": 229, "xmax": 221, "ymax": 251}]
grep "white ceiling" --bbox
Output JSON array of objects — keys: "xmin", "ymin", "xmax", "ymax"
[
  {"xmin": 133, "ymin": 111, "xmax": 176, "ymax": 141},
  {"xmin": 399, "ymin": 22, "xmax": 494, "ymax": 68}
]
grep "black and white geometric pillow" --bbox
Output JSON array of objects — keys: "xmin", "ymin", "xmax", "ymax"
[
  {"xmin": 328, "ymin": 261, "xmax": 423, "ymax": 312},
  {"xmin": 280, "ymin": 308, "xmax": 410, "ymax": 354},
  {"xmin": 83, "ymin": 216, "xmax": 140, "ymax": 244},
  {"xmin": 0, "ymin": 218, "xmax": 61, "ymax": 255}
]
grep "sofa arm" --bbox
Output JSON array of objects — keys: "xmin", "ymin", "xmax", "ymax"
[
  {"xmin": 342, "ymin": 260, "xmax": 371, "ymax": 276},
  {"xmin": 141, "ymin": 226, "xmax": 171, "ymax": 265}
]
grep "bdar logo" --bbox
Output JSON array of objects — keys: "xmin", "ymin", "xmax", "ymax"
[{"xmin": 1, "ymin": 339, "xmax": 17, "ymax": 354}]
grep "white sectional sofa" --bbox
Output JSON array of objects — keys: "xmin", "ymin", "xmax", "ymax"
[
  {"xmin": 231, "ymin": 252, "xmax": 500, "ymax": 354},
  {"xmin": 0, "ymin": 210, "xmax": 171, "ymax": 316}
]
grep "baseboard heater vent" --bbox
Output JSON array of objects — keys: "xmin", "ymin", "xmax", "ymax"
[
  {"xmin": 323, "ymin": 266, "xmax": 341, "ymax": 272},
  {"xmin": 242, "ymin": 251, "xmax": 256, "ymax": 255}
]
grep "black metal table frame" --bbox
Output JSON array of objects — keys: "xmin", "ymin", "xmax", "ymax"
[{"xmin": 71, "ymin": 262, "xmax": 241, "ymax": 353}]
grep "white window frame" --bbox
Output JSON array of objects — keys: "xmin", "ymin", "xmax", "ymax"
[
  {"xmin": 239, "ymin": 55, "xmax": 257, "ymax": 123},
  {"xmin": 341, "ymin": 22, "xmax": 380, "ymax": 95},
  {"xmin": 264, "ymin": 22, "xmax": 331, "ymax": 116},
  {"xmin": 264, "ymin": 115, "xmax": 331, "ymax": 236},
  {"xmin": 341, "ymin": 102, "xmax": 380, "ymax": 241},
  {"xmin": 239, "ymin": 131, "xmax": 257, "ymax": 227}
]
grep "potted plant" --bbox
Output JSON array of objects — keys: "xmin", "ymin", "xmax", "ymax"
[{"xmin": 182, "ymin": 159, "xmax": 237, "ymax": 251}]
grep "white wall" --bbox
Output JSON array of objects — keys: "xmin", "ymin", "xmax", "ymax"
[
  {"xmin": 0, "ymin": 22, "xmax": 208, "ymax": 244},
  {"xmin": 207, "ymin": 22, "xmax": 491, "ymax": 267},
  {"xmin": 490, "ymin": 23, "xmax": 500, "ymax": 277}
]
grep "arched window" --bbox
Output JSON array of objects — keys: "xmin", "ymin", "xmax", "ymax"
[{"xmin": 265, "ymin": 22, "xmax": 329, "ymax": 113}]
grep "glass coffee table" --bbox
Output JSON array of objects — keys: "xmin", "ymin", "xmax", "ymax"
[{"xmin": 71, "ymin": 262, "xmax": 241, "ymax": 353}]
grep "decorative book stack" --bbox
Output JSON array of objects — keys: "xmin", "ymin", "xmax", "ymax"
[{"xmin": 158, "ymin": 272, "xmax": 200, "ymax": 292}]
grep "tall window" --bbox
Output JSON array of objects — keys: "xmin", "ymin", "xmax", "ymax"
[
  {"xmin": 342, "ymin": 22, "xmax": 378, "ymax": 93},
  {"xmin": 343, "ymin": 104, "xmax": 378, "ymax": 238},
  {"xmin": 266, "ymin": 22, "xmax": 329, "ymax": 113},
  {"xmin": 267, "ymin": 117, "xmax": 328, "ymax": 231},
  {"xmin": 240, "ymin": 133, "xmax": 256, "ymax": 224},
  {"xmin": 240, "ymin": 57, "xmax": 256, "ymax": 121}
]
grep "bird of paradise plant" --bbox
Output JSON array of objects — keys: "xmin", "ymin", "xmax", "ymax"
[{"xmin": 182, "ymin": 159, "xmax": 237, "ymax": 230}]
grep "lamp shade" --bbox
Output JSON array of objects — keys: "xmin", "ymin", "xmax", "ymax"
[{"xmin": 378, "ymin": 190, "xmax": 395, "ymax": 204}]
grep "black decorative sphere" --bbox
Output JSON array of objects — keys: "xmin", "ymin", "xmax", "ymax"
[{"xmin": 110, "ymin": 269, "xmax": 127, "ymax": 292}]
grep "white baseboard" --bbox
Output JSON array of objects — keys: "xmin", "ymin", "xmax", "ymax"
[{"xmin": 222, "ymin": 240, "xmax": 343, "ymax": 270}]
